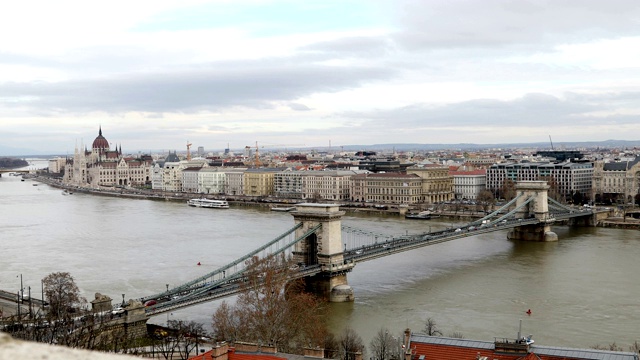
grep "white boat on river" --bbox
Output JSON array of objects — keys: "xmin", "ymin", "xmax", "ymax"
[{"xmin": 187, "ymin": 198, "xmax": 229, "ymax": 209}]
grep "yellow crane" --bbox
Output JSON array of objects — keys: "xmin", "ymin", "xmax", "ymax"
[{"xmin": 186, "ymin": 141, "xmax": 192, "ymax": 161}]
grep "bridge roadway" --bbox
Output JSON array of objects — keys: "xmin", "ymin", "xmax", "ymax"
[{"xmin": 142, "ymin": 205, "xmax": 598, "ymax": 316}]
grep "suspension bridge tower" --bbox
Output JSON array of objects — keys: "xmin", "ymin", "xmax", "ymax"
[
  {"xmin": 507, "ymin": 181, "xmax": 558, "ymax": 242},
  {"xmin": 291, "ymin": 203, "xmax": 355, "ymax": 302}
]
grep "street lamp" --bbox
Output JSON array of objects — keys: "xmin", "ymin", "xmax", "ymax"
[{"xmin": 17, "ymin": 274, "xmax": 23, "ymax": 301}]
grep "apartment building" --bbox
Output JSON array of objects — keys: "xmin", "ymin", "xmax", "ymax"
[
  {"xmin": 225, "ymin": 170, "xmax": 245, "ymax": 196},
  {"xmin": 486, "ymin": 161, "xmax": 593, "ymax": 200},
  {"xmin": 274, "ymin": 171, "xmax": 304, "ymax": 199},
  {"xmin": 301, "ymin": 170, "xmax": 361, "ymax": 201},
  {"xmin": 243, "ymin": 168, "xmax": 285, "ymax": 197},
  {"xmin": 351, "ymin": 172, "xmax": 422, "ymax": 204},
  {"xmin": 198, "ymin": 167, "xmax": 227, "ymax": 194},
  {"xmin": 451, "ymin": 169, "xmax": 486, "ymax": 200},
  {"xmin": 181, "ymin": 167, "xmax": 201, "ymax": 193}
]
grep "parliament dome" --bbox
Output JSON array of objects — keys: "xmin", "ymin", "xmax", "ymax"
[{"xmin": 92, "ymin": 126, "xmax": 109, "ymax": 151}]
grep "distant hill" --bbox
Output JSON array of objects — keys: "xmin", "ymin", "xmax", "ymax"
[
  {"xmin": 336, "ymin": 140, "xmax": 640, "ymax": 152},
  {"xmin": 3, "ymin": 139, "xmax": 640, "ymax": 157},
  {"xmin": 0, "ymin": 157, "xmax": 29, "ymax": 168}
]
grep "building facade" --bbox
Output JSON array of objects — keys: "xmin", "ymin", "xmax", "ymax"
[
  {"xmin": 592, "ymin": 158, "xmax": 640, "ymax": 204},
  {"xmin": 63, "ymin": 127, "xmax": 152, "ymax": 188},
  {"xmin": 274, "ymin": 171, "xmax": 304, "ymax": 199},
  {"xmin": 351, "ymin": 172, "xmax": 423, "ymax": 204},
  {"xmin": 486, "ymin": 161, "xmax": 593, "ymax": 201},
  {"xmin": 451, "ymin": 169, "xmax": 486, "ymax": 200},
  {"xmin": 407, "ymin": 165, "xmax": 455, "ymax": 203},
  {"xmin": 243, "ymin": 168, "xmax": 284, "ymax": 197},
  {"xmin": 198, "ymin": 168, "xmax": 227, "ymax": 194},
  {"xmin": 181, "ymin": 167, "xmax": 201, "ymax": 193}
]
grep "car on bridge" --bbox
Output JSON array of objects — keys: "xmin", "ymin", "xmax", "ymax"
[{"xmin": 111, "ymin": 307, "xmax": 125, "ymax": 315}]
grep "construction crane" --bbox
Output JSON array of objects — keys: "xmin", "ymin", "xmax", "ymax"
[
  {"xmin": 245, "ymin": 141, "xmax": 305, "ymax": 167},
  {"xmin": 186, "ymin": 141, "xmax": 192, "ymax": 161}
]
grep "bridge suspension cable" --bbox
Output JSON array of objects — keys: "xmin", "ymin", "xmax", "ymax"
[
  {"xmin": 142, "ymin": 222, "xmax": 304, "ymax": 302},
  {"xmin": 341, "ymin": 225, "xmax": 394, "ymax": 251},
  {"xmin": 548, "ymin": 197, "xmax": 575, "ymax": 213},
  {"xmin": 143, "ymin": 223, "xmax": 325, "ymax": 315},
  {"xmin": 469, "ymin": 193, "xmax": 524, "ymax": 226}
]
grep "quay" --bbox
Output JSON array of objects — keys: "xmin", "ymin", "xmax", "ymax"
[{"xmin": 24, "ymin": 175, "xmax": 637, "ymax": 229}]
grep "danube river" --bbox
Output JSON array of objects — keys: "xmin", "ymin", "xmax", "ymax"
[{"xmin": 1, "ymin": 160, "xmax": 639, "ymax": 349}]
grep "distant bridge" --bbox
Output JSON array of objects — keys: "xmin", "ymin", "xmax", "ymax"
[
  {"xmin": 0, "ymin": 169, "xmax": 31, "ymax": 176},
  {"xmin": 136, "ymin": 181, "xmax": 609, "ymax": 317}
]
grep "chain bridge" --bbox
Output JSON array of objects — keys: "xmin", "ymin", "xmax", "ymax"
[{"xmin": 139, "ymin": 181, "xmax": 610, "ymax": 317}]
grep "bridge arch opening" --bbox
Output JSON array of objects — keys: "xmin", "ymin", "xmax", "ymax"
[{"xmin": 304, "ymin": 233, "xmax": 318, "ymax": 266}]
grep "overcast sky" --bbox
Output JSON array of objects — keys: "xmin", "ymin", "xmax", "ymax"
[{"xmin": 1, "ymin": 0, "xmax": 640, "ymax": 154}]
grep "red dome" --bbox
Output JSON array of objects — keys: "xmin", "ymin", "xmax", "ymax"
[{"xmin": 92, "ymin": 127, "xmax": 109, "ymax": 151}]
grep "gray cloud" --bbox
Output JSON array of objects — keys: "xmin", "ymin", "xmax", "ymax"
[
  {"xmin": 392, "ymin": 0, "xmax": 640, "ymax": 51},
  {"xmin": 340, "ymin": 92, "xmax": 638, "ymax": 128},
  {"xmin": 300, "ymin": 36, "xmax": 395, "ymax": 59},
  {"xmin": 0, "ymin": 60, "xmax": 395, "ymax": 114},
  {"xmin": 288, "ymin": 103, "xmax": 312, "ymax": 111}
]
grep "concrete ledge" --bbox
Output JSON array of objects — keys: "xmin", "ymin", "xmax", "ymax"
[{"xmin": 0, "ymin": 332, "xmax": 140, "ymax": 360}]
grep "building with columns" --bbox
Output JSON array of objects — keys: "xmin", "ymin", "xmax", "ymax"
[
  {"xmin": 592, "ymin": 157, "xmax": 640, "ymax": 204},
  {"xmin": 406, "ymin": 165, "xmax": 455, "ymax": 203}
]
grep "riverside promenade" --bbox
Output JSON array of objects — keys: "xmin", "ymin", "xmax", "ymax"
[{"xmin": 27, "ymin": 175, "xmax": 636, "ymax": 228}]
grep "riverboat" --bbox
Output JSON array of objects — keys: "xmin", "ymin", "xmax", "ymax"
[
  {"xmin": 187, "ymin": 198, "xmax": 229, "ymax": 209},
  {"xmin": 270, "ymin": 206, "xmax": 296, "ymax": 212},
  {"xmin": 405, "ymin": 211, "xmax": 434, "ymax": 220}
]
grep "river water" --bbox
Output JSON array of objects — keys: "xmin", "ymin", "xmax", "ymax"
[{"xmin": 1, "ymin": 159, "xmax": 639, "ymax": 349}]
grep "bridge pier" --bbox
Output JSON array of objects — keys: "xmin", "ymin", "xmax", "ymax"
[
  {"xmin": 291, "ymin": 203, "xmax": 354, "ymax": 302},
  {"xmin": 507, "ymin": 181, "xmax": 558, "ymax": 242}
]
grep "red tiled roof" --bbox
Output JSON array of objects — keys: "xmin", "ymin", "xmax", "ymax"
[
  {"xmin": 189, "ymin": 348, "xmax": 288, "ymax": 360},
  {"xmin": 412, "ymin": 342, "xmax": 522, "ymax": 360},
  {"xmin": 411, "ymin": 340, "xmax": 624, "ymax": 360}
]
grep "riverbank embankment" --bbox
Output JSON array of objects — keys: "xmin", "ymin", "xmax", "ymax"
[{"xmin": 29, "ymin": 175, "xmax": 640, "ymax": 229}]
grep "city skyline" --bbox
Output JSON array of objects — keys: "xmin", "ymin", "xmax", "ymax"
[{"xmin": 1, "ymin": 0, "xmax": 640, "ymax": 154}]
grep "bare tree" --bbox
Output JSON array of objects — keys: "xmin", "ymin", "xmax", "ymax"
[
  {"xmin": 323, "ymin": 332, "xmax": 339, "ymax": 359},
  {"xmin": 152, "ymin": 327, "xmax": 180, "ymax": 360},
  {"xmin": 448, "ymin": 332, "xmax": 464, "ymax": 339},
  {"xmin": 168, "ymin": 319, "xmax": 208, "ymax": 360},
  {"xmin": 42, "ymin": 272, "xmax": 86, "ymax": 320},
  {"xmin": 477, "ymin": 189, "xmax": 495, "ymax": 213},
  {"xmin": 339, "ymin": 327, "xmax": 365, "ymax": 360},
  {"xmin": 211, "ymin": 254, "xmax": 328, "ymax": 354},
  {"xmin": 369, "ymin": 328, "xmax": 397, "ymax": 360},
  {"xmin": 452, "ymin": 202, "xmax": 463, "ymax": 215},
  {"xmin": 423, "ymin": 317, "xmax": 442, "ymax": 336},
  {"xmin": 500, "ymin": 179, "xmax": 517, "ymax": 201}
]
